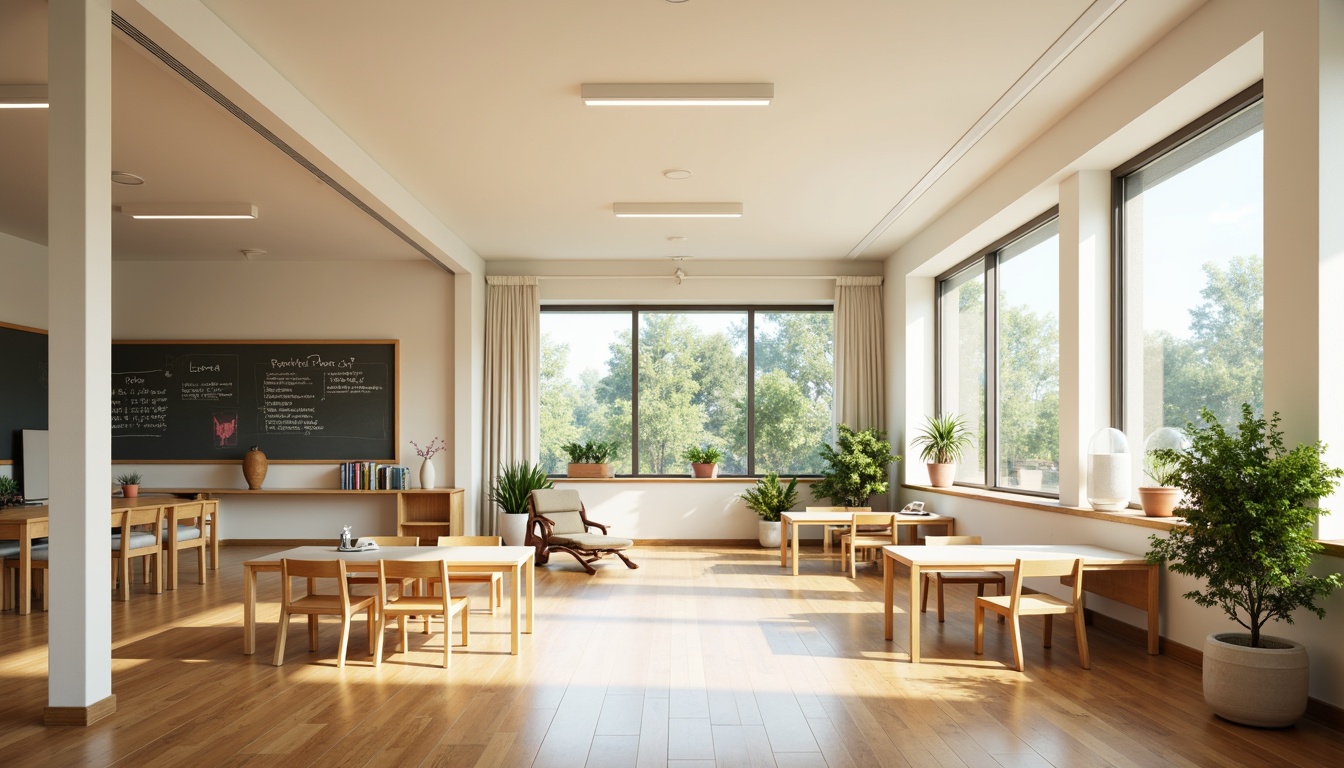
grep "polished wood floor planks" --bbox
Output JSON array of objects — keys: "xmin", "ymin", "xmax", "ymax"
[{"xmin": 0, "ymin": 545, "xmax": 1341, "ymax": 767}]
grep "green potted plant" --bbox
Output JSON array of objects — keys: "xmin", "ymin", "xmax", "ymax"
[
  {"xmin": 682, "ymin": 446, "xmax": 723, "ymax": 478},
  {"xmin": 562, "ymin": 440, "xmax": 619, "ymax": 478},
  {"xmin": 1146, "ymin": 405, "xmax": 1343, "ymax": 727},
  {"xmin": 0, "ymin": 475, "xmax": 20, "ymax": 508},
  {"xmin": 811, "ymin": 425, "xmax": 900, "ymax": 506},
  {"xmin": 740, "ymin": 473, "xmax": 799, "ymax": 547},
  {"xmin": 489, "ymin": 461, "xmax": 553, "ymax": 546},
  {"xmin": 911, "ymin": 413, "xmax": 973, "ymax": 487},
  {"xmin": 116, "ymin": 472, "xmax": 143, "ymax": 499}
]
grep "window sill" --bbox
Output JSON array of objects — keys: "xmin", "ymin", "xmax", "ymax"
[
  {"xmin": 904, "ymin": 483, "xmax": 1344, "ymax": 558},
  {"xmin": 552, "ymin": 477, "xmax": 771, "ymax": 483}
]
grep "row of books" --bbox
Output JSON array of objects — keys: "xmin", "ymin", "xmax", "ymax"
[{"xmin": 339, "ymin": 461, "xmax": 412, "ymax": 490}]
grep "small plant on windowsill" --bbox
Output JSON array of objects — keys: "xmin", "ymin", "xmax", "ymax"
[
  {"xmin": 682, "ymin": 446, "xmax": 723, "ymax": 478},
  {"xmin": 912, "ymin": 413, "xmax": 973, "ymax": 488},
  {"xmin": 562, "ymin": 440, "xmax": 619, "ymax": 478},
  {"xmin": 115, "ymin": 472, "xmax": 143, "ymax": 499}
]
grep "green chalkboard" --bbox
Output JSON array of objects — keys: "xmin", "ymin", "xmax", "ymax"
[
  {"xmin": 0, "ymin": 322, "xmax": 48, "ymax": 462},
  {"xmin": 111, "ymin": 340, "xmax": 398, "ymax": 463}
]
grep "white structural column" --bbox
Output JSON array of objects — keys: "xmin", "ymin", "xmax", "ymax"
[
  {"xmin": 46, "ymin": 0, "xmax": 115, "ymax": 725},
  {"xmin": 1264, "ymin": 1, "xmax": 1344, "ymax": 540},
  {"xmin": 1056, "ymin": 172, "xmax": 1113, "ymax": 508}
]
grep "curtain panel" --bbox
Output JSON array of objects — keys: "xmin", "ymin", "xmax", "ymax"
[
  {"xmin": 834, "ymin": 276, "xmax": 886, "ymax": 431},
  {"xmin": 480, "ymin": 276, "xmax": 540, "ymax": 534}
]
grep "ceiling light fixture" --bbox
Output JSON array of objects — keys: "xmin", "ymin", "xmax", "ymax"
[
  {"xmin": 0, "ymin": 84, "xmax": 49, "ymax": 108},
  {"xmin": 241, "ymin": 249, "xmax": 267, "ymax": 260},
  {"xmin": 614, "ymin": 203, "xmax": 742, "ymax": 218},
  {"xmin": 663, "ymin": 169, "xmax": 693, "ymax": 180},
  {"xmin": 111, "ymin": 171, "xmax": 145, "ymax": 186},
  {"xmin": 582, "ymin": 83, "xmax": 772, "ymax": 106},
  {"xmin": 118, "ymin": 204, "xmax": 259, "ymax": 220}
]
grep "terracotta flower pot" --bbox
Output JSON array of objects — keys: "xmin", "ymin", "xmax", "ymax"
[
  {"xmin": 691, "ymin": 462, "xmax": 719, "ymax": 478},
  {"xmin": 121, "ymin": 484, "xmax": 139, "ymax": 498},
  {"xmin": 926, "ymin": 463, "xmax": 956, "ymax": 487},
  {"xmin": 1203, "ymin": 633, "xmax": 1309, "ymax": 727},
  {"xmin": 1138, "ymin": 486, "xmax": 1181, "ymax": 517}
]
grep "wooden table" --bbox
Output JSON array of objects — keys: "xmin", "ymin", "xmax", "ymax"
[
  {"xmin": 882, "ymin": 543, "xmax": 1160, "ymax": 663},
  {"xmin": 780, "ymin": 510, "xmax": 955, "ymax": 575},
  {"xmin": 0, "ymin": 497, "xmax": 218, "ymax": 615},
  {"xmin": 242, "ymin": 545, "xmax": 536, "ymax": 656}
]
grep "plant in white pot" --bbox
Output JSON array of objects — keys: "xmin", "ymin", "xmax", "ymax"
[
  {"xmin": 562, "ymin": 440, "xmax": 618, "ymax": 478},
  {"xmin": 682, "ymin": 445, "xmax": 723, "ymax": 478},
  {"xmin": 1146, "ymin": 405, "xmax": 1343, "ymax": 727},
  {"xmin": 740, "ymin": 472, "xmax": 799, "ymax": 548},
  {"xmin": 912, "ymin": 413, "xmax": 972, "ymax": 488},
  {"xmin": 489, "ymin": 461, "xmax": 553, "ymax": 546}
]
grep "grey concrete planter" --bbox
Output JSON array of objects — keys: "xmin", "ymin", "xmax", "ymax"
[{"xmin": 1203, "ymin": 632, "xmax": 1309, "ymax": 727}]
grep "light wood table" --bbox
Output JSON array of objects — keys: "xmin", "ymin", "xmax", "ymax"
[
  {"xmin": 882, "ymin": 543, "xmax": 1160, "ymax": 663},
  {"xmin": 242, "ymin": 545, "xmax": 536, "ymax": 656},
  {"xmin": 780, "ymin": 510, "xmax": 955, "ymax": 575},
  {"xmin": 0, "ymin": 497, "xmax": 218, "ymax": 614}
]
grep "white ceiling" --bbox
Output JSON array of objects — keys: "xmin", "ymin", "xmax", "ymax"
[{"xmin": 0, "ymin": 0, "xmax": 1206, "ymax": 265}]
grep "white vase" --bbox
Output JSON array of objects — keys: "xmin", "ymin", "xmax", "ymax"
[
  {"xmin": 758, "ymin": 520, "xmax": 781, "ymax": 548},
  {"xmin": 499, "ymin": 511, "xmax": 529, "ymax": 546},
  {"xmin": 419, "ymin": 457, "xmax": 437, "ymax": 490}
]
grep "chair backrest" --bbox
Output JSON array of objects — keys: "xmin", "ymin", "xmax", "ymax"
[
  {"xmin": 437, "ymin": 535, "xmax": 502, "ymax": 546},
  {"xmin": 850, "ymin": 512, "xmax": 896, "ymax": 541},
  {"xmin": 925, "ymin": 535, "xmax": 982, "ymax": 546},
  {"xmin": 806, "ymin": 506, "xmax": 847, "ymax": 512},
  {"xmin": 280, "ymin": 558, "xmax": 351, "ymax": 606},
  {"xmin": 1008, "ymin": 558, "xmax": 1083, "ymax": 609},
  {"xmin": 531, "ymin": 489, "xmax": 586, "ymax": 535},
  {"xmin": 846, "ymin": 507, "xmax": 872, "ymax": 512},
  {"xmin": 379, "ymin": 559, "xmax": 451, "ymax": 605},
  {"xmin": 364, "ymin": 536, "xmax": 420, "ymax": 546},
  {"xmin": 167, "ymin": 501, "xmax": 206, "ymax": 526},
  {"xmin": 116, "ymin": 506, "xmax": 164, "ymax": 555}
]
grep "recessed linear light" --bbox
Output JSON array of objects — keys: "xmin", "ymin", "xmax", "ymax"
[
  {"xmin": 582, "ymin": 83, "xmax": 772, "ymax": 106},
  {"xmin": 0, "ymin": 84, "xmax": 48, "ymax": 108},
  {"xmin": 614, "ymin": 203, "xmax": 742, "ymax": 218},
  {"xmin": 111, "ymin": 171, "xmax": 145, "ymax": 186},
  {"xmin": 663, "ymin": 169, "xmax": 693, "ymax": 180},
  {"xmin": 118, "ymin": 204, "xmax": 258, "ymax": 220}
]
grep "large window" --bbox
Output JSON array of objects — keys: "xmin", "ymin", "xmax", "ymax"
[
  {"xmin": 541, "ymin": 307, "xmax": 834, "ymax": 476},
  {"xmin": 1116, "ymin": 87, "xmax": 1263, "ymax": 491},
  {"xmin": 938, "ymin": 213, "xmax": 1060, "ymax": 495}
]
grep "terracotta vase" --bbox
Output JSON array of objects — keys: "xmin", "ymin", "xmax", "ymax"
[
  {"xmin": 1138, "ymin": 486, "xmax": 1180, "ymax": 517},
  {"xmin": 121, "ymin": 484, "xmax": 139, "ymax": 498},
  {"xmin": 242, "ymin": 446, "xmax": 268, "ymax": 490},
  {"xmin": 691, "ymin": 462, "xmax": 719, "ymax": 478}
]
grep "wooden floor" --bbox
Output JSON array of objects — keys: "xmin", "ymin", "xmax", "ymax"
[{"xmin": 1, "ymin": 545, "xmax": 1341, "ymax": 768}]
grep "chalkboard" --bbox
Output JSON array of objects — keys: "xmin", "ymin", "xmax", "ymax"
[
  {"xmin": 0, "ymin": 322, "xmax": 49, "ymax": 462},
  {"xmin": 111, "ymin": 341, "xmax": 398, "ymax": 462}
]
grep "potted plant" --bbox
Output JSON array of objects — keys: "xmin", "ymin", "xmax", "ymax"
[
  {"xmin": 811, "ymin": 425, "xmax": 900, "ymax": 506},
  {"xmin": 682, "ymin": 446, "xmax": 723, "ymax": 478},
  {"xmin": 740, "ymin": 473, "xmax": 799, "ymax": 547},
  {"xmin": 562, "ymin": 440, "xmax": 618, "ymax": 478},
  {"xmin": 911, "ymin": 413, "xmax": 972, "ymax": 487},
  {"xmin": 489, "ymin": 461, "xmax": 553, "ymax": 546},
  {"xmin": 0, "ymin": 476, "xmax": 20, "ymax": 508},
  {"xmin": 116, "ymin": 472, "xmax": 142, "ymax": 499},
  {"xmin": 1146, "ymin": 405, "xmax": 1343, "ymax": 727},
  {"xmin": 1138, "ymin": 450, "xmax": 1182, "ymax": 517}
]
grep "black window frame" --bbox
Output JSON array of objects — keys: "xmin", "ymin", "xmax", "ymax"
[
  {"xmin": 541, "ymin": 304, "xmax": 835, "ymax": 478},
  {"xmin": 934, "ymin": 208, "xmax": 1061, "ymax": 498}
]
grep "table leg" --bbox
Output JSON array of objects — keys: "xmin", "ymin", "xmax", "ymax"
[
  {"xmin": 18, "ymin": 532, "xmax": 32, "ymax": 616},
  {"xmin": 883, "ymin": 552, "xmax": 894, "ymax": 641},
  {"xmin": 792, "ymin": 522, "xmax": 801, "ymax": 576},
  {"xmin": 779, "ymin": 520, "xmax": 788, "ymax": 568},
  {"xmin": 209, "ymin": 505, "xmax": 220, "ymax": 571},
  {"xmin": 525, "ymin": 554, "xmax": 534, "ymax": 635},
  {"xmin": 510, "ymin": 563, "xmax": 521, "ymax": 655},
  {"xmin": 908, "ymin": 564, "xmax": 922, "ymax": 663},
  {"xmin": 1146, "ymin": 563, "xmax": 1160, "ymax": 654},
  {"xmin": 243, "ymin": 564, "xmax": 257, "ymax": 655}
]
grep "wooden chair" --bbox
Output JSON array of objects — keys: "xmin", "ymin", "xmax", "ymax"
[
  {"xmin": 113, "ymin": 506, "xmax": 164, "ymax": 602},
  {"xmin": 274, "ymin": 559, "xmax": 377, "ymax": 668},
  {"xmin": 920, "ymin": 535, "xmax": 1007, "ymax": 622},
  {"xmin": 163, "ymin": 501, "xmax": 208, "ymax": 590},
  {"xmin": 436, "ymin": 536, "xmax": 504, "ymax": 614},
  {"xmin": 839, "ymin": 512, "xmax": 897, "ymax": 578},
  {"xmin": 974, "ymin": 558, "xmax": 1090, "ymax": 672},
  {"xmin": 2, "ymin": 540, "xmax": 47, "ymax": 611},
  {"xmin": 527, "ymin": 489, "xmax": 638, "ymax": 575},
  {"xmin": 808, "ymin": 506, "xmax": 877, "ymax": 553},
  {"xmin": 347, "ymin": 536, "xmax": 419, "ymax": 601},
  {"xmin": 374, "ymin": 559, "xmax": 469, "ymax": 669}
]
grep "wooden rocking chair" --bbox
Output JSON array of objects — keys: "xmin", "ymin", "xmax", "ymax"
[{"xmin": 526, "ymin": 489, "xmax": 638, "ymax": 575}]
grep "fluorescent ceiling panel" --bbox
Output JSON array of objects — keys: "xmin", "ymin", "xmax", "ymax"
[
  {"xmin": 119, "ymin": 203, "xmax": 259, "ymax": 220},
  {"xmin": 0, "ymin": 84, "xmax": 48, "ymax": 108},
  {"xmin": 613, "ymin": 203, "xmax": 743, "ymax": 218},
  {"xmin": 582, "ymin": 83, "xmax": 772, "ymax": 106}
]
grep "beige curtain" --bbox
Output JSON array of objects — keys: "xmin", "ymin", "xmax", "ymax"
[
  {"xmin": 834, "ymin": 276, "xmax": 886, "ymax": 431},
  {"xmin": 480, "ymin": 276, "xmax": 540, "ymax": 534}
]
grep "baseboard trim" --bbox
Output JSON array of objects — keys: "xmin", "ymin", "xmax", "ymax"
[{"xmin": 44, "ymin": 694, "xmax": 116, "ymax": 727}]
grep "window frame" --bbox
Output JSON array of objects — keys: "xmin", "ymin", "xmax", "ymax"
[
  {"xmin": 935, "ymin": 207, "xmax": 1060, "ymax": 498},
  {"xmin": 540, "ymin": 304, "xmax": 835, "ymax": 478}
]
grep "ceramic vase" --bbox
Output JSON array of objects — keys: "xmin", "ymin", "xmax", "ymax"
[
  {"xmin": 420, "ymin": 457, "xmax": 437, "ymax": 490},
  {"xmin": 242, "ymin": 446, "xmax": 268, "ymax": 490},
  {"xmin": 758, "ymin": 520, "xmax": 781, "ymax": 548},
  {"xmin": 926, "ymin": 463, "xmax": 956, "ymax": 487},
  {"xmin": 499, "ymin": 511, "xmax": 528, "ymax": 546}
]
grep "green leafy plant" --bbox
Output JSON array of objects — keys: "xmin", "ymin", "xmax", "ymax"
[
  {"xmin": 0, "ymin": 475, "xmax": 19, "ymax": 508},
  {"xmin": 682, "ymin": 445, "xmax": 723, "ymax": 465},
  {"xmin": 115, "ymin": 472, "xmax": 143, "ymax": 486},
  {"xmin": 489, "ymin": 461, "xmax": 553, "ymax": 515},
  {"xmin": 811, "ymin": 425, "xmax": 900, "ymax": 507},
  {"xmin": 912, "ymin": 413, "xmax": 974, "ymax": 464},
  {"xmin": 1142, "ymin": 450, "xmax": 1181, "ymax": 487},
  {"xmin": 740, "ymin": 473, "xmax": 799, "ymax": 522},
  {"xmin": 1146, "ymin": 405, "xmax": 1343, "ymax": 647},
  {"xmin": 561, "ymin": 440, "xmax": 619, "ymax": 464}
]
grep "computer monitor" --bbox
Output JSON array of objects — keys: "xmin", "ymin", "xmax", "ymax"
[{"xmin": 20, "ymin": 428, "xmax": 48, "ymax": 503}]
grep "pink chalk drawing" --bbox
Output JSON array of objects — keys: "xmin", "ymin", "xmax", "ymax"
[{"xmin": 213, "ymin": 412, "xmax": 238, "ymax": 447}]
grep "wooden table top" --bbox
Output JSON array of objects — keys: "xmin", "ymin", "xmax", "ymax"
[
  {"xmin": 243, "ymin": 544, "xmax": 534, "ymax": 569},
  {"xmin": 883, "ymin": 543, "xmax": 1148, "ymax": 567},
  {"xmin": 782, "ymin": 510, "xmax": 955, "ymax": 524}
]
